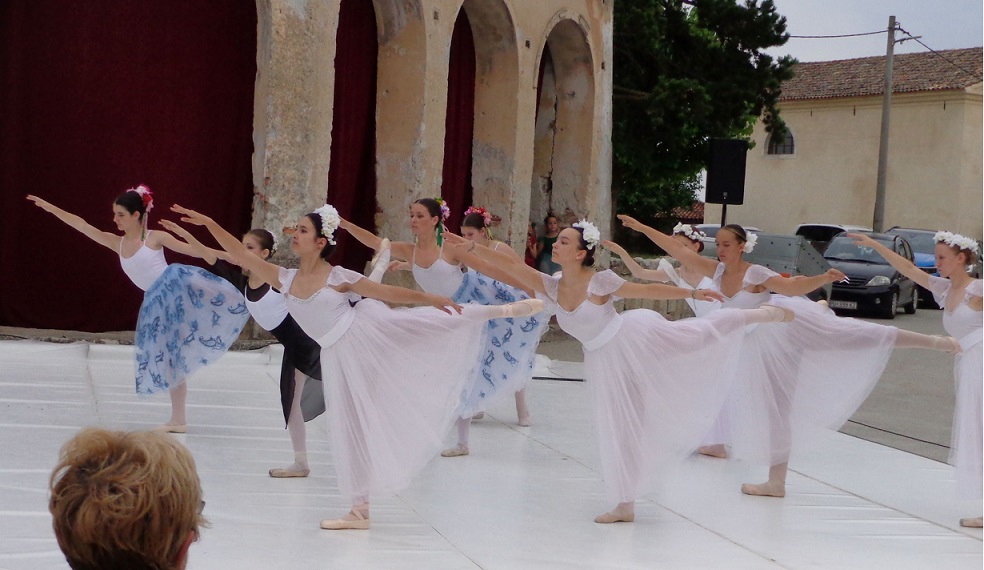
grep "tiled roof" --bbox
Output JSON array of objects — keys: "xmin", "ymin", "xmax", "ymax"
[
  {"xmin": 660, "ymin": 201, "xmax": 704, "ymax": 221},
  {"xmin": 779, "ymin": 47, "xmax": 983, "ymax": 101}
]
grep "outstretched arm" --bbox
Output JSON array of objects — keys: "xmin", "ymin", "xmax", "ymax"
[
  {"xmin": 603, "ymin": 240, "xmax": 670, "ymax": 282},
  {"xmin": 157, "ymin": 220, "xmax": 232, "ymax": 265},
  {"xmin": 26, "ymin": 195, "xmax": 120, "ymax": 252},
  {"xmin": 617, "ymin": 214, "xmax": 718, "ymax": 276},
  {"xmin": 171, "ymin": 205, "xmax": 283, "ymax": 289},
  {"xmin": 614, "ymin": 280, "xmax": 724, "ymax": 303},
  {"xmin": 339, "ymin": 218, "xmax": 414, "ymax": 262},
  {"xmin": 848, "ymin": 233, "xmax": 932, "ymax": 289},
  {"xmin": 763, "ymin": 269, "xmax": 845, "ymax": 297},
  {"xmin": 343, "ymin": 278, "xmax": 462, "ymax": 315},
  {"xmin": 445, "ymin": 233, "xmax": 546, "ymax": 295}
]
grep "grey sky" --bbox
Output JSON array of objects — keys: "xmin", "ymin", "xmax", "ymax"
[{"xmin": 767, "ymin": 0, "xmax": 983, "ymax": 62}]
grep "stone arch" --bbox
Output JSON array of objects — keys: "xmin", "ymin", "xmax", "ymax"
[
  {"xmin": 530, "ymin": 16, "xmax": 596, "ymax": 230},
  {"xmin": 450, "ymin": 0, "xmax": 520, "ymax": 235}
]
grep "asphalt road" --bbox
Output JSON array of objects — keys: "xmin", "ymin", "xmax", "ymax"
[{"xmin": 841, "ymin": 307, "xmax": 957, "ymax": 462}]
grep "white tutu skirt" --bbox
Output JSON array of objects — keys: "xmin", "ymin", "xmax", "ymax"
[
  {"xmin": 727, "ymin": 296, "xmax": 898, "ymax": 465},
  {"xmin": 319, "ymin": 299, "xmax": 486, "ymax": 502},
  {"xmin": 950, "ymin": 342, "xmax": 982, "ymax": 499},
  {"xmin": 134, "ymin": 265, "xmax": 249, "ymax": 395},
  {"xmin": 453, "ymin": 271, "xmax": 548, "ymax": 417},
  {"xmin": 586, "ymin": 309, "xmax": 748, "ymax": 503}
]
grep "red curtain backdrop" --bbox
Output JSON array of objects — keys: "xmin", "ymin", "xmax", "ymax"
[
  {"xmin": 0, "ymin": 1, "xmax": 257, "ymax": 331},
  {"xmin": 441, "ymin": 10, "xmax": 476, "ymax": 233},
  {"xmin": 326, "ymin": 0, "xmax": 378, "ymax": 271}
]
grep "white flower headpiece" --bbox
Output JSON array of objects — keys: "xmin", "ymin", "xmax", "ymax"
[
  {"xmin": 743, "ymin": 232, "xmax": 758, "ymax": 253},
  {"xmin": 672, "ymin": 222, "xmax": 706, "ymax": 242},
  {"xmin": 572, "ymin": 219, "xmax": 601, "ymax": 250},
  {"xmin": 313, "ymin": 204, "xmax": 341, "ymax": 245},
  {"xmin": 934, "ymin": 231, "xmax": 979, "ymax": 255},
  {"xmin": 269, "ymin": 231, "xmax": 279, "ymax": 252}
]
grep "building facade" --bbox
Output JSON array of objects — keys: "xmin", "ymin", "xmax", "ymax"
[{"xmin": 705, "ymin": 48, "xmax": 983, "ymax": 238}]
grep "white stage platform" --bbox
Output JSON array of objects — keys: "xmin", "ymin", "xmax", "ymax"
[{"xmin": 1, "ymin": 340, "xmax": 980, "ymax": 569}]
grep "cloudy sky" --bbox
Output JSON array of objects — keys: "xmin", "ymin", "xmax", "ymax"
[{"xmin": 767, "ymin": 0, "xmax": 983, "ymax": 62}]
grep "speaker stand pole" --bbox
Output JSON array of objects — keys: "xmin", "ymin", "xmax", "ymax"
[{"xmin": 720, "ymin": 203, "xmax": 727, "ymax": 227}]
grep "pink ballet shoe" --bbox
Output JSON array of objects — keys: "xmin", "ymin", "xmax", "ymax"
[
  {"xmin": 697, "ymin": 444, "xmax": 727, "ymax": 459},
  {"xmin": 470, "ymin": 412, "xmax": 485, "ymax": 421},
  {"xmin": 959, "ymin": 517, "xmax": 983, "ymax": 528},
  {"xmin": 761, "ymin": 304, "xmax": 795, "ymax": 323},
  {"xmin": 153, "ymin": 423, "xmax": 187, "ymax": 434},
  {"xmin": 594, "ymin": 509, "xmax": 635, "ymax": 524},
  {"xmin": 740, "ymin": 481, "xmax": 786, "ymax": 498},
  {"xmin": 935, "ymin": 335, "xmax": 962, "ymax": 354},
  {"xmin": 320, "ymin": 508, "xmax": 370, "ymax": 530},
  {"xmin": 269, "ymin": 467, "xmax": 310, "ymax": 478},
  {"xmin": 517, "ymin": 415, "xmax": 533, "ymax": 427},
  {"xmin": 440, "ymin": 445, "xmax": 469, "ymax": 457},
  {"xmin": 502, "ymin": 298, "xmax": 545, "ymax": 318}
]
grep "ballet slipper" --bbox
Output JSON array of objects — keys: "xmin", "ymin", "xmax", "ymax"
[
  {"xmin": 740, "ymin": 481, "xmax": 786, "ymax": 497},
  {"xmin": 594, "ymin": 507, "xmax": 635, "ymax": 524},
  {"xmin": 269, "ymin": 466, "xmax": 310, "ymax": 478},
  {"xmin": 501, "ymin": 298, "xmax": 545, "ymax": 318},
  {"xmin": 698, "ymin": 444, "xmax": 727, "ymax": 459},
  {"xmin": 934, "ymin": 335, "xmax": 962, "ymax": 354},
  {"xmin": 959, "ymin": 517, "xmax": 983, "ymax": 528},
  {"xmin": 517, "ymin": 415, "xmax": 533, "ymax": 427},
  {"xmin": 371, "ymin": 238, "xmax": 391, "ymax": 266},
  {"xmin": 471, "ymin": 412, "xmax": 485, "ymax": 421},
  {"xmin": 320, "ymin": 508, "xmax": 370, "ymax": 530},
  {"xmin": 761, "ymin": 304, "xmax": 795, "ymax": 323},
  {"xmin": 153, "ymin": 423, "xmax": 187, "ymax": 434},
  {"xmin": 440, "ymin": 444, "xmax": 469, "ymax": 457}
]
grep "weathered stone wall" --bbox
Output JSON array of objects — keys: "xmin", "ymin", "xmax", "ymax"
[{"xmin": 252, "ymin": 0, "xmax": 614, "ymax": 263}]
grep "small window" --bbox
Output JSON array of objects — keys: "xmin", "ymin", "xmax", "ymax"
[{"xmin": 767, "ymin": 130, "xmax": 795, "ymax": 155}]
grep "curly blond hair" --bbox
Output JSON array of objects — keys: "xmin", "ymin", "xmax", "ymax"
[{"xmin": 48, "ymin": 428, "xmax": 205, "ymax": 570}]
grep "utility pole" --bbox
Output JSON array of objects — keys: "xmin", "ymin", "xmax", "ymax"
[{"xmin": 872, "ymin": 15, "xmax": 897, "ymax": 233}]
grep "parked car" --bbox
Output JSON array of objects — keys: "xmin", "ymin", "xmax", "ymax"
[
  {"xmin": 794, "ymin": 223, "xmax": 873, "ymax": 255},
  {"xmin": 823, "ymin": 232, "xmax": 918, "ymax": 319},
  {"xmin": 696, "ymin": 224, "xmax": 761, "ymax": 260},
  {"xmin": 885, "ymin": 227, "xmax": 941, "ymax": 309}
]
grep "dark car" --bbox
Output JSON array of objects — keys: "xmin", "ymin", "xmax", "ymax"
[
  {"xmin": 824, "ymin": 232, "xmax": 918, "ymax": 319},
  {"xmin": 885, "ymin": 227, "xmax": 941, "ymax": 309}
]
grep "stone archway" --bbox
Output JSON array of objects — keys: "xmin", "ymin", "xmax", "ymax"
[
  {"xmin": 531, "ymin": 17, "xmax": 596, "ymax": 229},
  {"xmin": 452, "ymin": 0, "xmax": 520, "ymax": 237}
]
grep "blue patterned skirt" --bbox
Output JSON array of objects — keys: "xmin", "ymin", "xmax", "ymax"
[
  {"xmin": 452, "ymin": 270, "xmax": 549, "ymax": 417},
  {"xmin": 134, "ymin": 264, "xmax": 249, "ymax": 395}
]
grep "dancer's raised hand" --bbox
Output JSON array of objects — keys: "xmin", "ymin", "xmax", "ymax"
[
  {"xmin": 171, "ymin": 204, "xmax": 213, "ymax": 227},
  {"xmin": 602, "ymin": 240, "xmax": 630, "ymax": 258},
  {"xmin": 26, "ymin": 194, "xmax": 56, "ymax": 213},
  {"xmin": 158, "ymin": 219, "xmax": 194, "ymax": 240},
  {"xmin": 824, "ymin": 268, "xmax": 847, "ymax": 283},
  {"xmin": 443, "ymin": 232, "xmax": 471, "ymax": 250},
  {"xmin": 847, "ymin": 233, "xmax": 878, "ymax": 247},
  {"xmin": 616, "ymin": 214, "xmax": 645, "ymax": 232}
]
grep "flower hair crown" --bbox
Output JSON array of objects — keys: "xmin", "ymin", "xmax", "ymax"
[
  {"xmin": 464, "ymin": 206, "xmax": 492, "ymax": 227},
  {"xmin": 572, "ymin": 219, "xmax": 601, "ymax": 250},
  {"xmin": 742, "ymin": 231, "xmax": 757, "ymax": 253},
  {"xmin": 934, "ymin": 231, "xmax": 979, "ymax": 255},
  {"xmin": 313, "ymin": 204, "xmax": 341, "ymax": 245},
  {"xmin": 434, "ymin": 197, "xmax": 450, "ymax": 221},
  {"xmin": 672, "ymin": 222, "xmax": 706, "ymax": 242},
  {"xmin": 128, "ymin": 184, "xmax": 154, "ymax": 214},
  {"xmin": 267, "ymin": 230, "xmax": 279, "ymax": 252}
]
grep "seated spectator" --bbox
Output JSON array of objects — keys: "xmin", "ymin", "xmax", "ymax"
[{"xmin": 48, "ymin": 428, "xmax": 205, "ymax": 570}]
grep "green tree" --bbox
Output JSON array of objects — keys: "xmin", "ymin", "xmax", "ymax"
[{"xmin": 612, "ymin": 0, "xmax": 795, "ymax": 221}]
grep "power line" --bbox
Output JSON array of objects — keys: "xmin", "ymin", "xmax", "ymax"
[
  {"xmin": 789, "ymin": 30, "xmax": 886, "ymax": 39},
  {"xmin": 897, "ymin": 26, "xmax": 984, "ymax": 81}
]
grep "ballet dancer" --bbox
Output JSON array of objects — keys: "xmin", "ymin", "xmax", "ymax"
[
  {"xmin": 850, "ymin": 231, "xmax": 981, "ymax": 527},
  {"xmin": 445, "ymin": 222, "xmax": 797, "ymax": 524},
  {"xmin": 171, "ymin": 203, "xmax": 542, "ymax": 530},
  {"xmin": 341, "ymin": 200, "xmax": 548, "ymax": 459},
  {"xmin": 27, "ymin": 189, "xmax": 248, "ymax": 432},
  {"xmin": 620, "ymin": 215, "xmax": 962, "ymax": 498},
  {"xmin": 604, "ymin": 223, "xmax": 730, "ymax": 458},
  {"xmin": 160, "ymin": 220, "xmax": 329, "ymax": 478}
]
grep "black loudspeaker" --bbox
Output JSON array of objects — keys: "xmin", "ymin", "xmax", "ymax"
[{"xmin": 705, "ymin": 139, "xmax": 748, "ymax": 205}]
